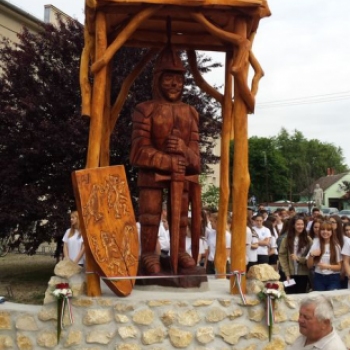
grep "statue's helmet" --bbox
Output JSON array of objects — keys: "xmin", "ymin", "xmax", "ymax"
[{"xmin": 154, "ymin": 45, "xmax": 186, "ymax": 74}]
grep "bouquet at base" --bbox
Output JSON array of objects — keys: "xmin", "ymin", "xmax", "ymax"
[
  {"xmin": 52, "ymin": 282, "xmax": 73, "ymax": 342},
  {"xmin": 257, "ymin": 282, "xmax": 285, "ymax": 341}
]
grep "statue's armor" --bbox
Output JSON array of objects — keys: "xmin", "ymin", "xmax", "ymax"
[{"xmin": 130, "ymin": 101, "xmax": 200, "ymax": 257}]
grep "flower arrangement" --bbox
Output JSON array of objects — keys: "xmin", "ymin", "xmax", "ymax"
[
  {"xmin": 257, "ymin": 282, "xmax": 285, "ymax": 341},
  {"xmin": 52, "ymin": 283, "xmax": 73, "ymax": 342},
  {"xmin": 257, "ymin": 282, "xmax": 283, "ymax": 301}
]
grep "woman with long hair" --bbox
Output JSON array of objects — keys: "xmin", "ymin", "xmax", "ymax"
[
  {"xmin": 62, "ymin": 211, "xmax": 85, "ymax": 266},
  {"xmin": 329, "ymin": 215, "xmax": 347, "ymax": 288},
  {"xmin": 343, "ymin": 223, "xmax": 350, "ymax": 238},
  {"xmin": 307, "ymin": 221, "xmax": 341, "ymax": 291},
  {"xmin": 279, "ymin": 216, "xmax": 312, "ymax": 294},
  {"xmin": 329, "ymin": 215, "xmax": 344, "ymax": 248},
  {"xmin": 308, "ymin": 217, "xmax": 323, "ymax": 290},
  {"xmin": 264, "ymin": 217, "xmax": 278, "ymax": 271},
  {"xmin": 309, "ymin": 218, "xmax": 323, "ymax": 240}
]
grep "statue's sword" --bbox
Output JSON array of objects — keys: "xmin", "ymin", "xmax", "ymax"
[{"xmin": 155, "ymin": 171, "xmax": 198, "ymax": 274}]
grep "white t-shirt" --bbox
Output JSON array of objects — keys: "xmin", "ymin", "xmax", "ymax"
[
  {"xmin": 307, "ymin": 240, "xmax": 341, "ymax": 275},
  {"xmin": 158, "ymin": 222, "xmax": 170, "ymax": 251},
  {"xmin": 136, "ymin": 222, "xmax": 141, "ymax": 255},
  {"xmin": 248, "ymin": 229, "xmax": 259, "ymax": 263},
  {"xmin": 246, "ymin": 227, "xmax": 252, "ymax": 263},
  {"xmin": 306, "ymin": 220, "xmax": 313, "ymax": 232},
  {"xmin": 269, "ymin": 234, "xmax": 278, "ymax": 256},
  {"xmin": 186, "ymin": 237, "xmax": 208, "ymax": 257},
  {"xmin": 207, "ymin": 229, "xmax": 231, "ymax": 262},
  {"xmin": 277, "ymin": 222, "xmax": 283, "ymax": 233},
  {"xmin": 254, "ymin": 226, "xmax": 271, "ymax": 255},
  {"xmin": 62, "ymin": 229, "xmax": 84, "ymax": 265},
  {"xmin": 341, "ymin": 236, "xmax": 350, "ymax": 256}
]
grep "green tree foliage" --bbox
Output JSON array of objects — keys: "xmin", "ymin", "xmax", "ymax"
[
  {"xmin": 0, "ymin": 18, "xmax": 86, "ymax": 239},
  {"xmin": 247, "ymin": 137, "xmax": 289, "ymax": 202},
  {"xmin": 201, "ymin": 184, "xmax": 220, "ymax": 210},
  {"xmin": 230, "ymin": 128, "xmax": 348, "ymax": 203},
  {"xmin": 0, "ymin": 17, "xmax": 221, "ymax": 242}
]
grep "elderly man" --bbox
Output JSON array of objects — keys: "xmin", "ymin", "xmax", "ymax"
[{"xmin": 289, "ymin": 295, "xmax": 346, "ymax": 349}]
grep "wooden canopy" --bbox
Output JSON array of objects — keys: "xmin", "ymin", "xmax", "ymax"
[
  {"xmin": 80, "ymin": 0, "xmax": 270, "ymax": 296},
  {"xmin": 84, "ymin": 0, "xmax": 267, "ymax": 51}
]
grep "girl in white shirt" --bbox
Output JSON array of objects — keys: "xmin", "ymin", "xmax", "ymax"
[
  {"xmin": 307, "ymin": 221, "xmax": 341, "ymax": 291},
  {"xmin": 62, "ymin": 211, "xmax": 85, "ymax": 266},
  {"xmin": 205, "ymin": 213, "xmax": 231, "ymax": 275},
  {"xmin": 253, "ymin": 214, "xmax": 271, "ymax": 264}
]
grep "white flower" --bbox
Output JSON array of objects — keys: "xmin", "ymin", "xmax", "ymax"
[
  {"xmin": 53, "ymin": 290, "xmax": 61, "ymax": 297},
  {"xmin": 52, "ymin": 288, "xmax": 73, "ymax": 299}
]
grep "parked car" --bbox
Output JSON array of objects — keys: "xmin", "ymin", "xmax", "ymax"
[
  {"xmin": 321, "ymin": 207, "xmax": 339, "ymax": 216},
  {"xmin": 296, "ymin": 207, "xmax": 309, "ymax": 215},
  {"xmin": 339, "ymin": 210, "xmax": 350, "ymax": 219}
]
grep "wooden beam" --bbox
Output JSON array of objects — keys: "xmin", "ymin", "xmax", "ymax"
[
  {"xmin": 100, "ymin": 61, "xmax": 113, "ymax": 167},
  {"xmin": 215, "ymin": 50, "xmax": 233, "ymax": 279},
  {"xmin": 186, "ymin": 50, "xmax": 224, "ymax": 104},
  {"xmin": 80, "ymin": 24, "xmax": 93, "ymax": 117},
  {"xmin": 84, "ymin": 10, "xmax": 109, "ymax": 297},
  {"xmin": 98, "ymin": 0, "xmax": 263, "ymax": 7},
  {"xmin": 91, "ymin": 5, "xmax": 162, "ymax": 74},
  {"xmin": 128, "ymin": 31, "xmax": 226, "ymax": 50},
  {"xmin": 110, "ymin": 48, "xmax": 160, "ymax": 132},
  {"xmin": 230, "ymin": 16, "xmax": 250, "ymax": 295}
]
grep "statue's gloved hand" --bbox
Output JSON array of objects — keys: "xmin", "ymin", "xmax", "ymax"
[
  {"xmin": 171, "ymin": 156, "xmax": 186, "ymax": 174},
  {"xmin": 165, "ymin": 134, "xmax": 187, "ymax": 157}
]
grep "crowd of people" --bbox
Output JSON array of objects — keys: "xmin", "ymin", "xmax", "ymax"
[
  {"xmin": 59, "ymin": 207, "xmax": 348, "ymax": 348},
  {"xmin": 59, "ymin": 203, "xmax": 350, "ymax": 295},
  {"xmin": 247, "ymin": 205, "xmax": 350, "ymax": 294}
]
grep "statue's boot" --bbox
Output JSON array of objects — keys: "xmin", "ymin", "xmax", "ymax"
[
  {"xmin": 178, "ymin": 252, "xmax": 196, "ymax": 269},
  {"xmin": 141, "ymin": 253, "xmax": 161, "ymax": 274}
]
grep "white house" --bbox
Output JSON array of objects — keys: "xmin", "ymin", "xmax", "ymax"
[{"xmin": 300, "ymin": 172, "xmax": 350, "ymax": 210}]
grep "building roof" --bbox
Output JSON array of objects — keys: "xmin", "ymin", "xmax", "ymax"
[
  {"xmin": 300, "ymin": 173, "xmax": 349, "ymax": 196},
  {"xmin": 0, "ymin": 0, "xmax": 42, "ymax": 25}
]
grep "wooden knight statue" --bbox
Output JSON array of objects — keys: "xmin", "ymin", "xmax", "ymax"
[{"xmin": 130, "ymin": 45, "xmax": 202, "ymax": 280}]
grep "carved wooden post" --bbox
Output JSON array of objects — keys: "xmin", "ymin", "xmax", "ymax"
[
  {"xmin": 84, "ymin": 10, "xmax": 108, "ymax": 296},
  {"xmin": 215, "ymin": 51, "xmax": 234, "ymax": 278},
  {"xmin": 230, "ymin": 17, "xmax": 251, "ymax": 294},
  {"xmin": 100, "ymin": 61, "xmax": 112, "ymax": 167}
]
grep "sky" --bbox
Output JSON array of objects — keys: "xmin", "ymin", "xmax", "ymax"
[{"xmin": 13, "ymin": 0, "xmax": 350, "ymax": 166}]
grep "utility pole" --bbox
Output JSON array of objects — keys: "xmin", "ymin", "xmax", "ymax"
[{"xmin": 263, "ymin": 151, "xmax": 269, "ymax": 203}]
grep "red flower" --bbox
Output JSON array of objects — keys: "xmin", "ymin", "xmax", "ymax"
[
  {"xmin": 272, "ymin": 283, "xmax": 279, "ymax": 290},
  {"xmin": 265, "ymin": 282, "xmax": 279, "ymax": 290}
]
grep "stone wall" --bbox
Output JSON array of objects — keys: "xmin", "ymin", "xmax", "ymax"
[{"xmin": 1, "ymin": 263, "xmax": 350, "ymax": 350}]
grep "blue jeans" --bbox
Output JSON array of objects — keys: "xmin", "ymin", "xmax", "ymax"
[{"xmin": 313, "ymin": 272, "xmax": 340, "ymax": 291}]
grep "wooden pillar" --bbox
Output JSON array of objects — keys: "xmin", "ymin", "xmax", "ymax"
[
  {"xmin": 84, "ymin": 10, "xmax": 108, "ymax": 296},
  {"xmin": 230, "ymin": 17, "xmax": 250, "ymax": 294},
  {"xmin": 215, "ymin": 51, "xmax": 234, "ymax": 278},
  {"xmin": 100, "ymin": 61, "xmax": 112, "ymax": 167}
]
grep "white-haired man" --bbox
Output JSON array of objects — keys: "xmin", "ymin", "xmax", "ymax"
[{"xmin": 289, "ymin": 294, "xmax": 346, "ymax": 349}]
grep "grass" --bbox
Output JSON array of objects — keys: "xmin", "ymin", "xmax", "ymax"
[{"xmin": 0, "ymin": 253, "xmax": 56, "ymax": 304}]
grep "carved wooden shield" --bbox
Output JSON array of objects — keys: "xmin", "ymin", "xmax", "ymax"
[{"xmin": 72, "ymin": 165, "xmax": 138, "ymax": 296}]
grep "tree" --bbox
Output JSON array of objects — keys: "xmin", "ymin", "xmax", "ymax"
[
  {"xmin": 230, "ymin": 128, "xmax": 348, "ymax": 204},
  {"xmin": 0, "ymin": 17, "xmax": 221, "ymax": 242},
  {"xmin": 274, "ymin": 128, "xmax": 348, "ymax": 200},
  {"xmin": 0, "ymin": 18, "xmax": 87, "ymax": 239}
]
